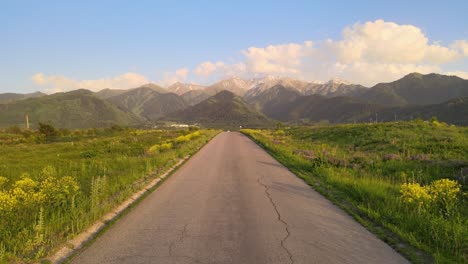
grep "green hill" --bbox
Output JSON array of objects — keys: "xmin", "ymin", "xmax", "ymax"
[
  {"xmin": 95, "ymin": 88, "xmax": 127, "ymax": 99},
  {"xmin": 0, "ymin": 89, "xmax": 141, "ymax": 129},
  {"xmin": 246, "ymin": 85, "xmax": 383, "ymax": 123},
  {"xmin": 0, "ymin": 91, "xmax": 45, "ymax": 104},
  {"xmin": 106, "ymin": 87, "xmax": 187, "ymax": 121},
  {"xmin": 181, "ymin": 90, "xmax": 211, "ymax": 106},
  {"xmin": 358, "ymin": 73, "xmax": 468, "ymax": 106},
  {"xmin": 164, "ymin": 90, "xmax": 273, "ymax": 129},
  {"xmin": 245, "ymin": 85, "xmax": 303, "ymax": 114},
  {"xmin": 363, "ymin": 97, "xmax": 468, "ymax": 125}
]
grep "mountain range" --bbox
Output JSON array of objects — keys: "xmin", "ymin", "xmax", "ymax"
[
  {"xmin": 0, "ymin": 91, "xmax": 46, "ymax": 104},
  {"xmin": 163, "ymin": 90, "xmax": 272, "ymax": 129},
  {"xmin": 0, "ymin": 90, "xmax": 140, "ymax": 129},
  {"xmin": 0, "ymin": 73, "xmax": 467, "ymax": 128}
]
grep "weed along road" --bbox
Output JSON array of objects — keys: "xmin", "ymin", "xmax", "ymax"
[{"xmin": 70, "ymin": 132, "xmax": 408, "ymax": 264}]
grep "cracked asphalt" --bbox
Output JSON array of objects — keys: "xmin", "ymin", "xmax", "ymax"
[{"xmin": 70, "ymin": 132, "xmax": 408, "ymax": 264}]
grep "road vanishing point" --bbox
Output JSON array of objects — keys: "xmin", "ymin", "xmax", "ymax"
[{"xmin": 71, "ymin": 132, "xmax": 408, "ymax": 264}]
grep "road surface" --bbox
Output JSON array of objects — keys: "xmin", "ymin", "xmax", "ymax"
[{"xmin": 71, "ymin": 132, "xmax": 408, "ymax": 264}]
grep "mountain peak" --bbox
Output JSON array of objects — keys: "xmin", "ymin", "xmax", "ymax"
[
  {"xmin": 214, "ymin": 89, "xmax": 236, "ymax": 97},
  {"xmin": 404, "ymin": 72, "xmax": 424, "ymax": 79},
  {"xmin": 138, "ymin": 83, "xmax": 161, "ymax": 89},
  {"xmin": 327, "ymin": 78, "xmax": 351, "ymax": 85},
  {"xmin": 137, "ymin": 83, "xmax": 167, "ymax": 93}
]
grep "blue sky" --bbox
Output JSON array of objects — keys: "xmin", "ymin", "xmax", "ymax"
[{"xmin": 1, "ymin": 0, "xmax": 467, "ymax": 93}]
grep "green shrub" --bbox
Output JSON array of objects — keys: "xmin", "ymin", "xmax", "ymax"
[{"xmin": 38, "ymin": 123, "xmax": 57, "ymax": 139}]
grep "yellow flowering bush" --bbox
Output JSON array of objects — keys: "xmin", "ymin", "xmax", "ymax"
[
  {"xmin": 0, "ymin": 167, "xmax": 80, "ymax": 215},
  {"xmin": 274, "ymin": 130, "xmax": 285, "ymax": 136},
  {"xmin": 427, "ymin": 179, "xmax": 461, "ymax": 216},
  {"xmin": 400, "ymin": 182, "xmax": 431, "ymax": 212},
  {"xmin": 174, "ymin": 135, "xmax": 190, "ymax": 143},
  {"xmin": 191, "ymin": 131, "xmax": 201, "ymax": 138},
  {"xmin": 174, "ymin": 131, "xmax": 202, "ymax": 144},
  {"xmin": 160, "ymin": 142, "xmax": 172, "ymax": 150},
  {"xmin": 0, "ymin": 191, "xmax": 17, "ymax": 214},
  {"xmin": 400, "ymin": 178, "xmax": 461, "ymax": 217},
  {"xmin": 147, "ymin": 144, "xmax": 161, "ymax": 154}
]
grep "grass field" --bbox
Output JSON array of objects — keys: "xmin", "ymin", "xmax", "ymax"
[
  {"xmin": 242, "ymin": 121, "xmax": 467, "ymax": 263},
  {"xmin": 0, "ymin": 127, "xmax": 219, "ymax": 263}
]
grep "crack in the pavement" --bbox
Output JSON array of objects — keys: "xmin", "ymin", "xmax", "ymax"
[
  {"xmin": 257, "ymin": 176, "xmax": 294, "ymax": 264},
  {"xmin": 168, "ymin": 223, "xmax": 189, "ymax": 257}
]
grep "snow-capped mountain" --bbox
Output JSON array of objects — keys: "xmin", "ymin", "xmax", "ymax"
[
  {"xmin": 302, "ymin": 79, "xmax": 367, "ymax": 97},
  {"xmin": 166, "ymin": 76, "xmax": 366, "ymax": 99},
  {"xmin": 167, "ymin": 82, "xmax": 206, "ymax": 95},
  {"xmin": 244, "ymin": 76, "xmax": 310, "ymax": 99},
  {"xmin": 204, "ymin": 77, "xmax": 255, "ymax": 96}
]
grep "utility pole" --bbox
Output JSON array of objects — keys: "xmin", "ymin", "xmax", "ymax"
[
  {"xmin": 375, "ymin": 113, "xmax": 378, "ymax": 123},
  {"xmin": 25, "ymin": 114, "xmax": 30, "ymax": 129}
]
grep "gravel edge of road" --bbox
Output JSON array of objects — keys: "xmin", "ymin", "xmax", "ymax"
[{"xmin": 46, "ymin": 156, "xmax": 190, "ymax": 264}]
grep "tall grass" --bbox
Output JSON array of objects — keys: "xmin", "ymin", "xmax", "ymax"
[
  {"xmin": 0, "ymin": 128, "xmax": 219, "ymax": 263},
  {"xmin": 242, "ymin": 121, "xmax": 467, "ymax": 263}
]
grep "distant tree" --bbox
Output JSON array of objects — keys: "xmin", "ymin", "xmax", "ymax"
[{"xmin": 38, "ymin": 122, "xmax": 58, "ymax": 139}]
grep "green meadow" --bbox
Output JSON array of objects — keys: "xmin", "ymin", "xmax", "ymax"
[
  {"xmin": 242, "ymin": 121, "xmax": 467, "ymax": 263},
  {"xmin": 0, "ymin": 126, "xmax": 219, "ymax": 263}
]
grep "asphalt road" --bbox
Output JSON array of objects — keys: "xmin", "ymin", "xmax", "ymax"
[{"xmin": 71, "ymin": 132, "xmax": 408, "ymax": 264}]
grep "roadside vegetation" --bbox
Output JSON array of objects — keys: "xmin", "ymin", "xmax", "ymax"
[
  {"xmin": 0, "ymin": 125, "xmax": 219, "ymax": 263},
  {"xmin": 242, "ymin": 120, "xmax": 467, "ymax": 263}
]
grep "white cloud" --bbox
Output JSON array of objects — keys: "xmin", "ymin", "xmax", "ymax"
[
  {"xmin": 190, "ymin": 19, "xmax": 467, "ymax": 86},
  {"xmin": 329, "ymin": 20, "xmax": 460, "ymax": 64},
  {"xmin": 194, "ymin": 61, "xmax": 225, "ymax": 77},
  {"xmin": 194, "ymin": 61, "xmax": 246, "ymax": 79},
  {"xmin": 33, "ymin": 20, "xmax": 468, "ymax": 89},
  {"xmin": 242, "ymin": 41, "xmax": 314, "ymax": 75},
  {"xmin": 160, "ymin": 68, "xmax": 189, "ymax": 86},
  {"xmin": 332, "ymin": 62, "xmax": 440, "ymax": 85},
  {"xmin": 32, "ymin": 72, "xmax": 150, "ymax": 93},
  {"xmin": 445, "ymin": 71, "xmax": 468, "ymax": 79},
  {"xmin": 452, "ymin": 40, "xmax": 468, "ymax": 56}
]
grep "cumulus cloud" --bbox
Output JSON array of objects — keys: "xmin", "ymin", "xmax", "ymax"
[
  {"xmin": 332, "ymin": 62, "xmax": 441, "ymax": 85},
  {"xmin": 328, "ymin": 20, "xmax": 460, "ymax": 64},
  {"xmin": 445, "ymin": 71, "xmax": 468, "ymax": 79},
  {"xmin": 194, "ymin": 61, "xmax": 226, "ymax": 77},
  {"xmin": 452, "ymin": 40, "xmax": 468, "ymax": 56},
  {"xmin": 242, "ymin": 41, "xmax": 314, "ymax": 75},
  {"xmin": 32, "ymin": 72, "xmax": 150, "ymax": 93},
  {"xmin": 191, "ymin": 19, "xmax": 467, "ymax": 86},
  {"xmin": 160, "ymin": 68, "xmax": 189, "ymax": 86},
  {"xmin": 194, "ymin": 61, "xmax": 246, "ymax": 79},
  {"xmin": 33, "ymin": 20, "xmax": 468, "ymax": 88}
]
